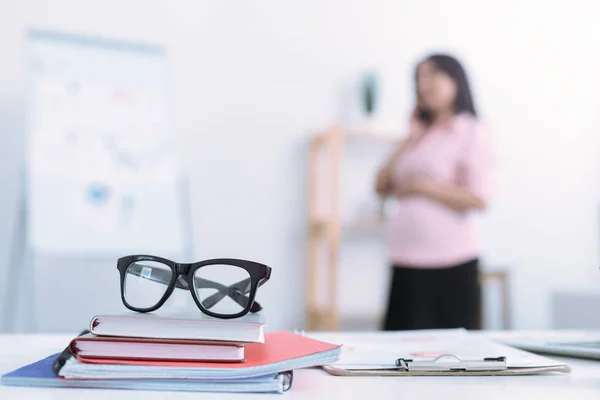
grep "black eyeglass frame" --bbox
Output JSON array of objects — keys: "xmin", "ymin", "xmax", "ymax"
[{"xmin": 117, "ymin": 255, "xmax": 271, "ymax": 319}]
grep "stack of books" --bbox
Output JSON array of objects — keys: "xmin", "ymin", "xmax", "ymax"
[{"xmin": 1, "ymin": 311, "xmax": 341, "ymax": 394}]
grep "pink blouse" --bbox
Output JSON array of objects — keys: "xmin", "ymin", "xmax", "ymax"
[{"xmin": 387, "ymin": 112, "xmax": 496, "ymax": 268}]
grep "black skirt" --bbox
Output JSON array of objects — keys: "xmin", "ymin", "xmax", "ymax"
[{"xmin": 382, "ymin": 258, "xmax": 480, "ymax": 331}]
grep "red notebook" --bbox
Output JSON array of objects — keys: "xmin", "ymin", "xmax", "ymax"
[
  {"xmin": 77, "ymin": 331, "xmax": 341, "ymax": 368},
  {"xmin": 70, "ymin": 334, "xmax": 245, "ymax": 363}
]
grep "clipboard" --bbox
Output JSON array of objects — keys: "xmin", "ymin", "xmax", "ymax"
[
  {"xmin": 312, "ymin": 328, "xmax": 573, "ymax": 377},
  {"xmin": 321, "ymin": 352, "xmax": 571, "ymax": 376},
  {"xmin": 395, "ymin": 354, "xmax": 508, "ymax": 372}
]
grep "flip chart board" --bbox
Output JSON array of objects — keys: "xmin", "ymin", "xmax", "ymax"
[{"xmin": 24, "ymin": 30, "xmax": 189, "ymax": 256}]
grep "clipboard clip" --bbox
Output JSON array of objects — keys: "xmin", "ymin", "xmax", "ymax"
[{"xmin": 395, "ymin": 354, "xmax": 507, "ymax": 372}]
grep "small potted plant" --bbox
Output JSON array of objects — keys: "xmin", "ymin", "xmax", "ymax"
[{"xmin": 360, "ymin": 70, "xmax": 378, "ymax": 131}]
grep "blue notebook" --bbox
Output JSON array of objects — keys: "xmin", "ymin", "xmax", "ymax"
[{"xmin": 1, "ymin": 354, "xmax": 293, "ymax": 394}]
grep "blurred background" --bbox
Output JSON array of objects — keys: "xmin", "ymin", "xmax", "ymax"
[{"xmin": 1, "ymin": 0, "xmax": 600, "ymax": 334}]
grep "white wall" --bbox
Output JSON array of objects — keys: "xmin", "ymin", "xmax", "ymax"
[{"xmin": 1, "ymin": 0, "xmax": 600, "ymax": 332}]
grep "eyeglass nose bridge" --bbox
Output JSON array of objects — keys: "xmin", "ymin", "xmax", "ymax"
[{"xmin": 175, "ymin": 263, "xmax": 191, "ymax": 275}]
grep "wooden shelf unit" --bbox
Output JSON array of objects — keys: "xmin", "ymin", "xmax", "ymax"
[
  {"xmin": 306, "ymin": 125, "xmax": 511, "ymax": 332},
  {"xmin": 306, "ymin": 125, "xmax": 395, "ymax": 332}
]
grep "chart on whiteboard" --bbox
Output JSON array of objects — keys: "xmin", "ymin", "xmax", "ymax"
[{"xmin": 25, "ymin": 31, "xmax": 188, "ymax": 256}]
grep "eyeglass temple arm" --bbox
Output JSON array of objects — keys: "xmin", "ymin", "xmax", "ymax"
[
  {"xmin": 126, "ymin": 264, "xmax": 261, "ymax": 312},
  {"xmin": 198, "ymin": 277, "xmax": 262, "ymax": 313},
  {"xmin": 200, "ymin": 276, "xmax": 269, "ymax": 310}
]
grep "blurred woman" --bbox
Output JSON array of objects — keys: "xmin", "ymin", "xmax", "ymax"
[{"xmin": 376, "ymin": 54, "xmax": 495, "ymax": 330}]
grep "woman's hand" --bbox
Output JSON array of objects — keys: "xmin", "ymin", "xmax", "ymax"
[
  {"xmin": 396, "ymin": 176, "xmax": 430, "ymax": 197},
  {"xmin": 374, "ymin": 138, "xmax": 413, "ymax": 197},
  {"xmin": 375, "ymin": 170, "xmax": 392, "ymax": 196},
  {"xmin": 397, "ymin": 176, "xmax": 485, "ymax": 212}
]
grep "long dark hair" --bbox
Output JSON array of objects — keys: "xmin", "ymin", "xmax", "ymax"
[{"xmin": 415, "ymin": 54, "xmax": 477, "ymax": 124}]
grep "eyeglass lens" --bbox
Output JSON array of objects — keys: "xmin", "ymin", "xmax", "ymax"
[
  {"xmin": 124, "ymin": 261, "xmax": 172, "ymax": 309},
  {"xmin": 193, "ymin": 264, "xmax": 252, "ymax": 315}
]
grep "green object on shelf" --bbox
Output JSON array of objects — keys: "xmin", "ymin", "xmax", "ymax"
[{"xmin": 361, "ymin": 71, "xmax": 378, "ymax": 116}]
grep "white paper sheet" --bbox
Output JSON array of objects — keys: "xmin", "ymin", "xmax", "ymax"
[{"xmin": 315, "ymin": 329, "xmax": 567, "ymax": 370}]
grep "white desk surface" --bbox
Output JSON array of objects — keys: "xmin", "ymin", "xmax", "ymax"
[{"xmin": 1, "ymin": 331, "xmax": 600, "ymax": 399}]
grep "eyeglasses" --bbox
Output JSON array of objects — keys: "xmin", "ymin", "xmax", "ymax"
[{"xmin": 117, "ymin": 255, "xmax": 271, "ymax": 319}]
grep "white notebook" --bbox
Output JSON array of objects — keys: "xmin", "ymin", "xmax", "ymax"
[
  {"xmin": 70, "ymin": 333, "xmax": 246, "ymax": 362},
  {"xmin": 89, "ymin": 311, "xmax": 265, "ymax": 343}
]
